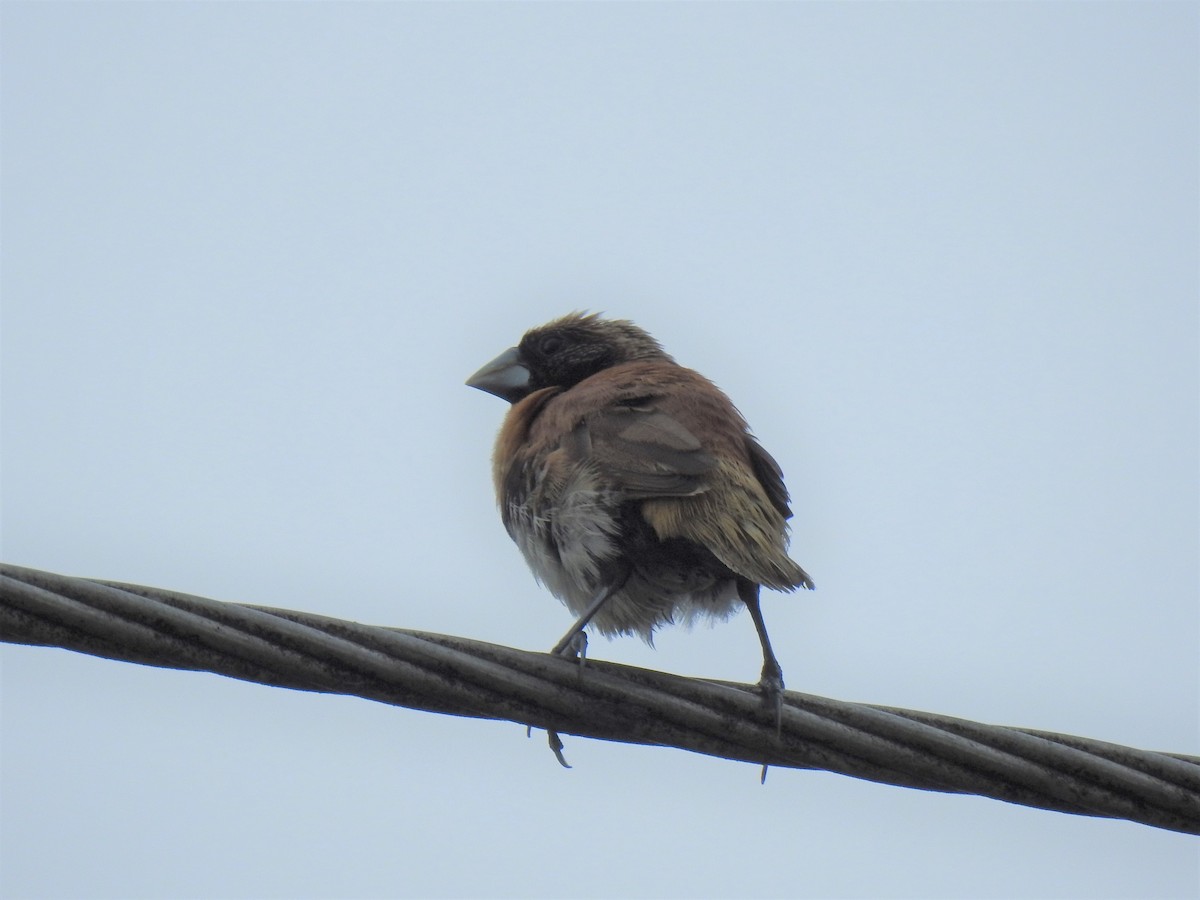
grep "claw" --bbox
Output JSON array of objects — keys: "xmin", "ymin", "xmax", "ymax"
[
  {"xmin": 526, "ymin": 725, "xmax": 573, "ymax": 768},
  {"xmin": 548, "ymin": 729, "xmax": 571, "ymax": 768}
]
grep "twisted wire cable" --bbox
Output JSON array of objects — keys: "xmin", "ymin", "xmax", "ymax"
[{"xmin": 2, "ymin": 562, "xmax": 1197, "ymax": 835}]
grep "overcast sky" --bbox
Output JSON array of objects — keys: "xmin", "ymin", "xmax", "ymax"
[{"xmin": 2, "ymin": 3, "xmax": 1197, "ymax": 898}]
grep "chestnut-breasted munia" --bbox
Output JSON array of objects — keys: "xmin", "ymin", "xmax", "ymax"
[{"xmin": 468, "ymin": 312, "xmax": 813, "ymax": 748}]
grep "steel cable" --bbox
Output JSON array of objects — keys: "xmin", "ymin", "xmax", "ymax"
[{"xmin": 2, "ymin": 563, "xmax": 1196, "ymax": 834}]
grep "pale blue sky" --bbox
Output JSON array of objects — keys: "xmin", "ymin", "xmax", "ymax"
[{"xmin": 2, "ymin": 3, "xmax": 1197, "ymax": 898}]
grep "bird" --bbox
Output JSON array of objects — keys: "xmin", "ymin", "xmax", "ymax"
[{"xmin": 466, "ymin": 312, "xmax": 814, "ymax": 756}]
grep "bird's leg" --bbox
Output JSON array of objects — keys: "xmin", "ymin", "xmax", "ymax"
[
  {"xmin": 550, "ymin": 574, "xmax": 628, "ymax": 658},
  {"xmin": 739, "ymin": 579, "xmax": 785, "ymax": 735}
]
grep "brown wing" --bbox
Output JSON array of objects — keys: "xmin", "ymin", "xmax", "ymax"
[
  {"xmin": 525, "ymin": 361, "xmax": 812, "ymax": 590},
  {"xmin": 577, "ymin": 399, "xmax": 717, "ymax": 499}
]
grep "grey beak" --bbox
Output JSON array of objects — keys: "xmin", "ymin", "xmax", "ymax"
[{"xmin": 466, "ymin": 346, "xmax": 531, "ymax": 403}]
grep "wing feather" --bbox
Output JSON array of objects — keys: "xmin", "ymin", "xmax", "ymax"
[{"xmin": 580, "ymin": 403, "xmax": 716, "ymax": 498}]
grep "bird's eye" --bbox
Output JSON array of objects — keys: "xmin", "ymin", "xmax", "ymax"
[{"xmin": 539, "ymin": 334, "xmax": 566, "ymax": 355}]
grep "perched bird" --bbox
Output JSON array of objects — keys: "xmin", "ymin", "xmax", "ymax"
[{"xmin": 467, "ymin": 312, "xmax": 814, "ymax": 728}]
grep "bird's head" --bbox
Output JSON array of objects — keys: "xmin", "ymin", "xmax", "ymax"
[{"xmin": 467, "ymin": 312, "xmax": 671, "ymax": 403}]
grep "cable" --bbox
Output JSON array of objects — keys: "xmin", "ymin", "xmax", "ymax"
[{"xmin": 2, "ymin": 563, "xmax": 1196, "ymax": 834}]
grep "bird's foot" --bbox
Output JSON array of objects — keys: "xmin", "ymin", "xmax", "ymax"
[
  {"xmin": 756, "ymin": 667, "xmax": 785, "ymax": 784},
  {"xmin": 528, "ymin": 631, "xmax": 588, "ymax": 768},
  {"xmin": 553, "ymin": 630, "xmax": 588, "ymax": 666},
  {"xmin": 757, "ymin": 665, "xmax": 785, "ymax": 736}
]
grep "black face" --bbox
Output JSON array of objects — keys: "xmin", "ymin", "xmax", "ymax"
[
  {"xmin": 517, "ymin": 325, "xmax": 622, "ymax": 391},
  {"xmin": 468, "ymin": 314, "xmax": 669, "ymax": 404}
]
